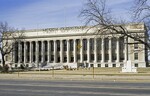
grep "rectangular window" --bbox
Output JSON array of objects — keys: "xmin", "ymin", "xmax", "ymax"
[
  {"xmin": 98, "ymin": 54, "xmax": 101, "ymax": 60},
  {"xmin": 120, "ymin": 64, "xmax": 124, "ymax": 67},
  {"xmin": 135, "ymin": 63, "xmax": 138, "ymax": 67},
  {"xmin": 134, "ymin": 43, "xmax": 138, "ymax": 49},
  {"xmin": 98, "ymin": 64, "xmax": 101, "ymax": 67},
  {"xmin": 134, "ymin": 53, "xmax": 138, "ymax": 60},
  {"xmin": 84, "ymin": 54, "xmax": 87, "ymax": 61},
  {"xmin": 70, "ymin": 40, "xmax": 74, "ymax": 51},
  {"xmin": 51, "ymin": 55, "xmax": 54, "ymax": 62},
  {"xmin": 105, "ymin": 64, "xmax": 108, "ymax": 67},
  {"xmin": 83, "ymin": 39, "xmax": 87, "ymax": 51},
  {"xmin": 91, "ymin": 54, "xmax": 94, "ymax": 61},
  {"xmin": 112, "ymin": 64, "xmax": 116, "ymax": 67},
  {"xmin": 90, "ymin": 64, "xmax": 94, "ymax": 67}
]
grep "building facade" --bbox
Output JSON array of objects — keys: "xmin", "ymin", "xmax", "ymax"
[{"xmin": 5, "ymin": 24, "xmax": 148, "ymax": 68}]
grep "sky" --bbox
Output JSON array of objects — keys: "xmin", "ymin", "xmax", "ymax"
[{"xmin": 0, "ymin": 0, "xmax": 134, "ymax": 30}]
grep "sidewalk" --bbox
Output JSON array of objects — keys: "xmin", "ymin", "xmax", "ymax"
[{"xmin": 0, "ymin": 71, "xmax": 150, "ymax": 82}]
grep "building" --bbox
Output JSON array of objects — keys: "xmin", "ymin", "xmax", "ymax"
[{"xmin": 5, "ymin": 23, "xmax": 148, "ymax": 68}]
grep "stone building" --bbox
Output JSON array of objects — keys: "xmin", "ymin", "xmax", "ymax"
[{"xmin": 4, "ymin": 23, "xmax": 148, "ymax": 68}]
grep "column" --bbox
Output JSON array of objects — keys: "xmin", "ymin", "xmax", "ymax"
[
  {"xmin": 43, "ymin": 41, "xmax": 45, "ymax": 63},
  {"xmin": 47, "ymin": 41, "xmax": 50, "ymax": 63},
  {"xmin": 101, "ymin": 38, "xmax": 104, "ymax": 62},
  {"xmin": 94, "ymin": 38, "xmax": 97, "ymax": 63},
  {"xmin": 49, "ymin": 41, "xmax": 51, "ymax": 63},
  {"xmin": 60, "ymin": 40, "xmax": 63, "ymax": 63},
  {"xmin": 54, "ymin": 40, "xmax": 57, "ymax": 63},
  {"xmin": 116, "ymin": 37, "xmax": 120, "ymax": 62},
  {"xmin": 30, "ymin": 41, "xmax": 32, "ymax": 63},
  {"xmin": 24, "ymin": 42, "xmax": 26, "ymax": 64},
  {"xmin": 80, "ymin": 39, "xmax": 83, "ymax": 63},
  {"xmin": 67, "ymin": 40, "xmax": 70, "ymax": 63},
  {"xmin": 74, "ymin": 39, "xmax": 77, "ymax": 63},
  {"xmin": 36, "ymin": 41, "xmax": 39, "ymax": 64},
  {"xmin": 18, "ymin": 42, "xmax": 22, "ymax": 64},
  {"xmin": 12, "ymin": 42, "xmax": 16, "ymax": 63},
  {"xmin": 124, "ymin": 37, "xmax": 127, "ymax": 61},
  {"xmin": 87, "ymin": 38, "xmax": 90, "ymax": 63},
  {"xmin": 109, "ymin": 38, "xmax": 112, "ymax": 62}
]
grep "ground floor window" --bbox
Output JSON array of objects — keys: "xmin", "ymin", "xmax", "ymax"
[
  {"xmin": 120, "ymin": 63, "xmax": 124, "ymax": 67},
  {"xmin": 135, "ymin": 63, "xmax": 138, "ymax": 67},
  {"xmin": 98, "ymin": 64, "xmax": 101, "ymax": 67},
  {"xmin": 90, "ymin": 64, "xmax": 94, "ymax": 67},
  {"xmin": 112, "ymin": 64, "xmax": 116, "ymax": 67},
  {"xmin": 105, "ymin": 64, "xmax": 108, "ymax": 67}
]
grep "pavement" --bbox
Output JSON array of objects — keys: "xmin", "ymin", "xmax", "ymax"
[{"xmin": 0, "ymin": 79, "xmax": 150, "ymax": 96}]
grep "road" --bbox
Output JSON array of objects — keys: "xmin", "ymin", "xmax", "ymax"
[{"xmin": 0, "ymin": 79, "xmax": 150, "ymax": 96}]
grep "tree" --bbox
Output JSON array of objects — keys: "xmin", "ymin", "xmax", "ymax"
[
  {"xmin": 0, "ymin": 21, "xmax": 24, "ymax": 72},
  {"xmin": 79, "ymin": 0, "xmax": 150, "ymax": 50}
]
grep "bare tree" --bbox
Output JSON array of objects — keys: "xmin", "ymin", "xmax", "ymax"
[
  {"xmin": 0, "ymin": 21, "xmax": 24, "ymax": 72},
  {"xmin": 80, "ymin": 0, "xmax": 150, "ymax": 50}
]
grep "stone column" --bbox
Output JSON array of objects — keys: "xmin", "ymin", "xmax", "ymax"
[
  {"xmin": 116, "ymin": 37, "xmax": 120, "ymax": 62},
  {"xmin": 47, "ymin": 41, "xmax": 50, "ymax": 63},
  {"xmin": 54, "ymin": 40, "xmax": 57, "ymax": 63},
  {"xmin": 18, "ymin": 42, "xmax": 22, "ymax": 63},
  {"xmin": 80, "ymin": 39, "xmax": 83, "ymax": 63},
  {"xmin": 43, "ymin": 41, "xmax": 45, "ymax": 63},
  {"xmin": 101, "ymin": 38, "xmax": 105, "ymax": 63},
  {"xmin": 60, "ymin": 40, "xmax": 63, "ymax": 63},
  {"xmin": 109, "ymin": 38, "xmax": 112, "ymax": 62},
  {"xmin": 48, "ymin": 41, "xmax": 51, "ymax": 63},
  {"xmin": 67, "ymin": 40, "xmax": 70, "ymax": 63},
  {"xmin": 12, "ymin": 42, "xmax": 16, "ymax": 63},
  {"xmin": 94, "ymin": 38, "xmax": 97, "ymax": 63},
  {"xmin": 41, "ymin": 41, "xmax": 44, "ymax": 63},
  {"xmin": 87, "ymin": 38, "xmax": 90, "ymax": 63},
  {"xmin": 124, "ymin": 37, "xmax": 127, "ymax": 62},
  {"xmin": 74, "ymin": 39, "xmax": 77, "ymax": 63},
  {"xmin": 24, "ymin": 42, "xmax": 26, "ymax": 64},
  {"xmin": 30, "ymin": 41, "xmax": 32, "ymax": 63},
  {"xmin": 36, "ymin": 41, "xmax": 39, "ymax": 65}
]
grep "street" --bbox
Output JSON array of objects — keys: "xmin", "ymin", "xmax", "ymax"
[{"xmin": 0, "ymin": 79, "xmax": 150, "ymax": 96}]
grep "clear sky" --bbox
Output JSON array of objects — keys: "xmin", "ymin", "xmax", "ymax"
[{"xmin": 0, "ymin": 0, "xmax": 133, "ymax": 30}]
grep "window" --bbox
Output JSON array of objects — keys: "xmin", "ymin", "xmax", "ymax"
[
  {"xmin": 90, "ymin": 38, "xmax": 94, "ymax": 51},
  {"xmin": 97, "ymin": 38, "xmax": 101, "ymax": 50},
  {"xmin": 98, "ymin": 54, "xmax": 101, "ymax": 60},
  {"xmin": 134, "ymin": 43, "xmax": 138, "ymax": 49},
  {"xmin": 77, "ymin": 54, "xmax": 80, "ymax": 61},
  {"xmin": 90, "ymin": 64, "xmax": 94, "ymax": 67},
  {"xmin": 91, "ymin": 54, "xmax": 94, "ymax": 61},
  {"xmin": 70, "ymin": 40, "xmax": 74, "ymax": 51},
  {"xmin": 51, "ymin": 55, "xmax": 54, "ymax": 62},
  {"xmin": 50, "ymin": 41, "xmax": 54, "ymax": 51},
  {"xmin": 135, "ymin": 63, "xmax": 138, "ymax": 67},
  {"xmin": 134, "ymin": 53, "xmax": 138, "ymax": 60},
  {"xmin": 57, "ymin": 40, "xmax": 60, "ymax": 51},
  {"xmin": 83, "ymin": 39, "xmax": 87, "ymax": 51},
  {"xmin": 64, "ymin": 57, "xmax": 67, "ymax": 62},
  {"xmin": 98, "ymin": 64, "xmax": 101, "ymax": 67},
  {"xmin": 84, "ymin": 54, "xmax": 87, "ymax": 61},
  {"xmin": 57, "ymin": 57, "xmax": 60, "ymax": 63},
  {"xmin": 63, "ymin": 40, "xmax": 67, "ymax": 51},
  {"xmin": 71, "ymin": 57, "xmax": 74, "ymax": 62},
  {"xmin": 112, "ymin": 64, "xmax": 116, "ymax": 67},
  {"xmin": 120, "ymin": 64, "xmax": 124, "ymax": 67},
  {"xmin": 105, "ymin": 64, "xmax": 108, "ymax": 67}
]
